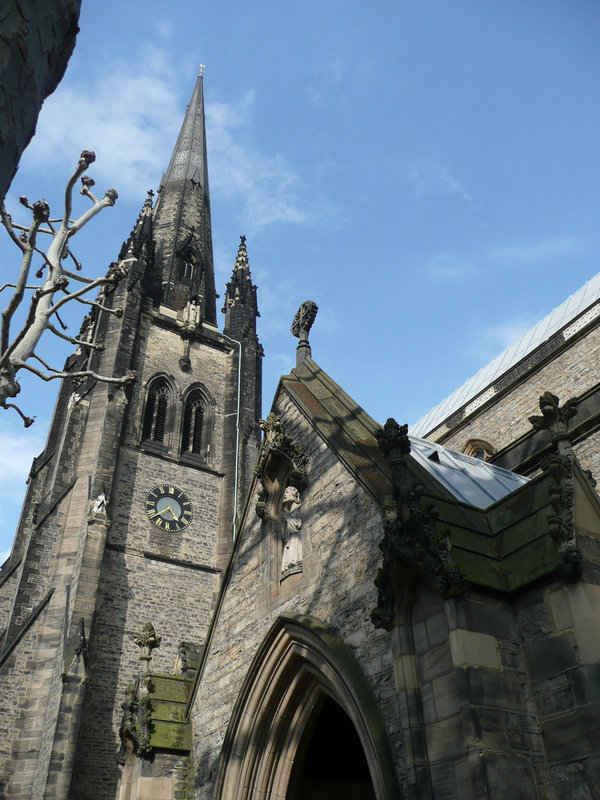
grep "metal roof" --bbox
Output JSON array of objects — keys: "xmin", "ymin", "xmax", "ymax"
[
  {"xmin": 410, "ymin": 272, "xmax": 600, "ymax": 437},
  {"xmin": 410, "ymin": 436, "xmax": 529, "ymax": 508}
]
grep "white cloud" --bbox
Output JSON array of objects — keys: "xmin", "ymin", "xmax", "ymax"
[
  {"xmin": 21, "ymin": 48, "xmax": 184, "ymax": 200},
  {"xmin": 489, "ymin": 235, "xmax": 584, "ymax": 266},
  {"xmin": 21, "ymin": 47, "xmax": 322, "ymax": 233},
  {"xmin": 0, "ymin": 423, "xmax": 46, "ymax": 553},
  {"xmin": 207, "ymin": 92, "xmax": 316, "ymax": 232},
  {"xmin": 408, "ymin": 157, "xmax": 473, "ymax": 204},
  {"xmin": 155, "ymin": 20, "xmax": 175, "ymax": 40},
  {"xmin": 424, "ymin": 252, "xmax": 473, "ymax": 280}
]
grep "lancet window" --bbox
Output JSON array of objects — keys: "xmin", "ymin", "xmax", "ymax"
[
  {"xmin": 142, "ymin": 378, "xmax": 171, "ymax": 444},
  {"xmin": 181, "ymin": 389, "xmax": 206, "ymax": 456},
  {"xmin": 179, "ymin": 250, "xmax": 199, "ymax": 284}
]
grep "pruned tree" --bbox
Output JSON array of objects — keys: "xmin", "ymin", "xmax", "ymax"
[{"xmin": 0, "ymin": 150, "xmax": 136, "ymax": 426}]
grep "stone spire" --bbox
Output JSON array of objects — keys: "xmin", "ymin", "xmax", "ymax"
[
  {"xmin": 151, "ymin": 75, "xmax": 217, "ymax": 324},
  {"xmin": 223, "ymin": 235, "xmax": 260, "ymax": 338}
]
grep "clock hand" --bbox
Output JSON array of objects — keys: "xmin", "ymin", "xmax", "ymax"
[
  {"xmin": 148, "ymin": 509, "xmax": 165, "ymax": 519},
  {"xmin": 162, "ymin": 505, "xmax": 180, "ymax": 520}
]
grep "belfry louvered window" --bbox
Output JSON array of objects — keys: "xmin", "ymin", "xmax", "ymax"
[
  {"xmin": 181, "ymin": 391, "xmax": 205, "ymax": 455},
  {"xmin": 180, "ymin": 255, "xmax": 196, "ymax": 283},
  {"xmin": 142, "ymin": 379, "xmax": 170, "ymax": 443}
]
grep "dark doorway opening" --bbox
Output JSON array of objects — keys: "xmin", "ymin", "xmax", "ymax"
[{"xmin": 288, "ymin": 696, "xmax": 377, "ymax": 800}]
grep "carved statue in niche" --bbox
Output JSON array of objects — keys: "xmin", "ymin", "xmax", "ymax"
[
  {"xmin": 281, "ymin": 485, "xmax": 302, "ymax": 577},
  {"xmin": 183, "ymin": 294, "xmax": 202, "ymax": 326}
]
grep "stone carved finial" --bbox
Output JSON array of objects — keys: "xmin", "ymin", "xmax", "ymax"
[
  {"xmin": 530, "ymin": 393, "xmax": 582, "ymax": 581},
  {"xmin": 529, "ymin": 391, "xmax": 577, "ymax": 453},
  {"xmin": 133, "ymin": 622, "xmax": 161, "ymax": 664},
  {"xmin": 291, "ymin": 300, "xmax": 318, "ymax": 367},
  {"xmin": 371, "ymin": 417, "xmax": 466, "ymax": 629},
  {"xmin": 255, "ymin": 414, "xmax": 308, "ymax": 522},
  {"xmin": 377, "ymin": 418, "xmax": 411, "ymax": 461},
  {"xmin": 118, "ymin": 623, "xmax": 161, "ymax": 762}
]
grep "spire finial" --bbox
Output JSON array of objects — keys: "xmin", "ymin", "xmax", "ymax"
[
  {"xmin": 198, "ymin": 64, "xmax": 206, "ymax": 76},
  {"xmin": 291, "ymin": 301, "xmax": 318, "ymax": 368}
]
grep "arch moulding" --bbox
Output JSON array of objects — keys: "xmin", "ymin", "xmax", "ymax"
[{"xmin": 214, "ymin": 613, "xmax": 402, "ymax": 800}]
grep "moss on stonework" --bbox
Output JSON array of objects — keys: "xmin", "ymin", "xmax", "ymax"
[{"xmin": 146, "ymin": 674, "xmax": 193, "ymax": 753}]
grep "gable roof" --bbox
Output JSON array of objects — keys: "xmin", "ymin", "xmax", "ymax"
[
  {"xmin": 278, "ymin": 358, "xmax": 600, "ymax": 593},
  {"xmin": 410, "ymin": 272, "xmax": 600, "ymax": 437},
  {"xmin": 281, "ymin": 358, "xmax": 528, "ymax": 510}
]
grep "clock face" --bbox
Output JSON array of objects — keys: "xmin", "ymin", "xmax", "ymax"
[{"xmin": 145, "ymin": 484, "xmax": 193, "ymax": 532}]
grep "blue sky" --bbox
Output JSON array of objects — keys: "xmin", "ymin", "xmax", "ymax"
[{"xmin": 1, "ymin": 0, "xmax": 599, "ymax": 557}]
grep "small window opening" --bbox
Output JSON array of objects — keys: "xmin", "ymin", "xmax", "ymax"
[
  {"xmin": 179, "ymin": 253, "xmax": 197, "ymax": 283},
  {"xmin": 182, "ymin": 393, "xmax": 205, "ymax": 455},
  {"xmin": 463, "ymin": 438, "xmax": 496, "ymax": 461},
  {"xmin": 142, "ymin": 380, "xmax": 170, "ymax": 443}
]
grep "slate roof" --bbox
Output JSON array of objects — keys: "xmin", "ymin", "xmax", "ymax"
[{"xmin": 411, "ymin": 272, "xmax": 600, "ymax": 437}]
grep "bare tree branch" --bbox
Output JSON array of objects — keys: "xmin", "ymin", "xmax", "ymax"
[
  {"xmin": 16, "ymin": 359, "xmax": 137, "ymax": 387},
  {"xmin": 1, "ymin": 402, "xmax": 34, "ymax": 427},
  {"xmin": 30, "ymin": 352, "xmax": 61, "ymax": 373},
  {"xmin": 0, "ymin": 283, "xmax": 39, "ymax": 293},
  {"xmin": 0, "ymin": 152, "xmax": 134, "ymax": 425},
  {"xmin": 1, "ymin": 206, "xmax": 45, "ymax": 354},
  {"xmin": 47, "ymin": 322, "xmax": 105, "ymax": 351},
  {"xmin": 62, "ymin": 268, "xmax": 93, "ymax": 284},
  {"xmin": 66, "ymin": 249, "xmax": 84, "ymax": 272},
  {"xmin": 0, "ymin": 205, "xmax": 26, "ymax": 252}
]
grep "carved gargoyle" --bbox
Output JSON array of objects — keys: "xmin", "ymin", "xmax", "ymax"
[
  {"xmin": 371, "ymin": 418, "xmax": 466, "ymax": 630},
  {"xmin": 530, "ymin": 393, "xmax": 582, "ymax": 581}
]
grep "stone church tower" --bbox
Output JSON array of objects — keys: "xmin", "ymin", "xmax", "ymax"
[{"xmin": 0, "ymin": 75, "xmax": 261, "ymax": 798}]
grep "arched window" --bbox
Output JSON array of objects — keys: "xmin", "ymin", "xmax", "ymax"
[
  {"xmin": 463, "ymin": 438, "xmax": 496, "ymax": 461},
  {"xmin": 142, "ymin": 378, "xmax": 171, "ymax": 444},
  {"xmin": 181, "ymin": 390, "xmax": 205, "ymax": 456},
  {"xmin": 180, "ymin": 259, "xmax": 195, "ymax": 282},
  {"xmin": 179, "ymin": 249, "xmax": 199, "ymax": 284}
]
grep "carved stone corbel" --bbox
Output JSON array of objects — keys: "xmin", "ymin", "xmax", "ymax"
[
  {"xmin": 87, "ymin": 490, "xmax": 110, "ymax": 526},
  {"xmin": 117, "ymin": 622, "xmax": 161, "ymax": 762},
  {"xmin": 255, "ymin": 413, "xmax": 308, "ymax": 522},
  {"xmin": 530, "ymin": 392, "xmax": 582, "ymax": 581},
  {"xmin": 371, "ymin": 418, "xmax": 466, "ymax": 630}
]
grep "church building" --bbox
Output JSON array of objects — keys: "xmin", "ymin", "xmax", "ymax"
[{"xmin": 1, "ymin": 76, "xmax": 600, "ymax": 800}]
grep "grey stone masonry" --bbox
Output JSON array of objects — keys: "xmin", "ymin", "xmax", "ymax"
[
  {"xmin": 436, "ymin": 322, "xmax": 600, "ymax": 469},
  {"xmin": 189, "ymin": 389, "xmax": 399, "ymax": 798}
]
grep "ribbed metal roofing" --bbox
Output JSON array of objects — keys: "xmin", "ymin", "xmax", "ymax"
[
  {"xmin": 410, "ymin": 436, "xmax": 529, "ymax": 508},
  {"xmin": 410, "ymin": 272, "xmax": 600, "ymax": 437}
]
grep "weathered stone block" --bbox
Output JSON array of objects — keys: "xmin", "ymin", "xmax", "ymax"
[
  {"xmin": 542, "ymin": 706, "xmax": 600, "ymax": 760},
  {"xmin": 449, "ymin": 629, "xmax": 501, "ymax": 670},
  {"xmin": 524, "ymin": 631, "xmax": 579, "ymax": 682}
]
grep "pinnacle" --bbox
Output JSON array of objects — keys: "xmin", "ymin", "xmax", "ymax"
[
  {"xmin": 119, "ymin": 190, "xmax": 154, "ymax": 259},
  {"xmin": 233, "ymin": 235, "xmax": 251, "ymax": 275},
  {"xmin": 222, "ymin": 236, "xmax": 259, "ymax": 318}
]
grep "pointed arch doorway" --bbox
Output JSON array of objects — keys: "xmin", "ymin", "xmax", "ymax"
[
  {"xmin": 287, "ymin": 694, "xmax": 376, "ymax": 800},
  {"xmin": 215, "ymin": 614, "xmax": 401, "ymax": 800}
]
